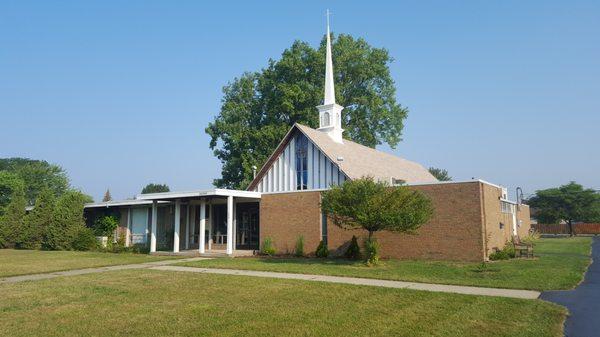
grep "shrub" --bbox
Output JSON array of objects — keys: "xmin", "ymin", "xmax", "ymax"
[
  {"xmin": 521, "ymin": 231, "xmax": 541, "ymax": 245},
  {"xmin": 130, "ymin": 243, "xmax": 150, "ymax": 254},
  {"xmin": 489, "ymin": 249, "xmax": 510, "ymax": 261},
  {"xmin": 43, "ymin": 190, "xmax": 88, "ymax": 250},
  {"xmin": 489, "ymin": 243, "xmax": 516, "ymax": 261},
  {"xmin": 315, "ymin": 240, "xmax": 329, "ymax": 258},
  {"xmin": 503, "ymin": 244, "xmax": 516, "ymax": 258},
  {"xmin": 71, "ymin": 226, "xmax": 98, "ymax": 251},
  {"xmin": 294, "ymin": 235, "xmax": 304, "ymax": 257},
  {"xmin": 94, "ymin": 215, "xmax": 119, "ymax": 237},
  {"xmin": 0, "ymin": 186, "xmax": 27, "ymax": 249},
  {"xmin": 261, "ymin": 237, "xmax": 276, "ymax": 256},
  {"xmin": 344, "ymin": 235, "xmax": 361, "ymax": 260},
  {"xmin": 364, "ymin": 237, "xmax": 380, "ymax": 266},
  {"xmin": 21, "ymin": 188, "xmax": 56, "ymax": 250}
]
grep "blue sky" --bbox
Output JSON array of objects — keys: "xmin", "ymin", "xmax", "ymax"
[{"xmin": 1, "ymin": 1, "xmax": 599, "ymax": 201}]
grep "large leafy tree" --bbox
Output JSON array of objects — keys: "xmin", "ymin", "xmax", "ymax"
[
  {"xmin": 528, "ymin": 182, "xmax": 600, "ymax": 235},
  {"xmin": 141, "ymin": 183, "xmax": 170, "ymax": 194},
  {"xmin": 0, "ymin": 171, "xmax": 25, "ymax": 216},
  {"xmin": 428, "ymin": 167, "xmax": 451, "ymax": 181},
  {"xmin": 0, "ymin": 158, "xmax": 69, "ymax": 205},
  {"xmin": 207, "ymin": 34, "xmax": 409, "ymax": 189},
  {"xmin": 321, "ymin": 177, "xmax": 433, "ymax": 263}
]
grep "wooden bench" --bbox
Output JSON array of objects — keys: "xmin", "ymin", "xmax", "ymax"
[{"xmin": 513, "ymin": 236, "xmax": 534, "ymax": 258}]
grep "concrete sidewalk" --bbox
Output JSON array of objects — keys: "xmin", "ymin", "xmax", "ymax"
[
  {"xmin": 0, "ymin": 257, "xmax": 210, "ymax": 284},
  {"xmin": 151, "ymin": 265, "xmax": 541, "ymax": 299}
]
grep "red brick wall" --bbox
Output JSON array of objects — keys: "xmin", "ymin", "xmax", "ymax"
[
  {"xmin": 326, "ymin": 182, "xmax": 486, "ymax": 261},
  {"xmin": 260, "ymin": 191, "xmax": 323, "ymax": 254},
  {"xmin": 260, "ymin": 182, "xmax": 492, "ymax": 261}
]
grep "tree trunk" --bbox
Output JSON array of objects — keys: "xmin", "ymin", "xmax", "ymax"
[{"xmin": 568, "ymin": 220, "xmax": 574, "ymax": 237}]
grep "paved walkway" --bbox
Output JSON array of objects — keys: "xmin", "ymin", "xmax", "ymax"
[
  {"xmin": 0, "ymin": 257, "xmax": 209, "ymax": 284},
  {"xmin": 541, "ymin": 237, "xmax": 600, "ymax": 337},
  {"xmin": 151, "ymin": 265, "xmax": 541, "ymax": 299}
]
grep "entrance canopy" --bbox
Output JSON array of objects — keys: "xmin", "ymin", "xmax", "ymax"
[{"xmin": 85, "ymin": 189, "xmax": 261, "ymax": 256}]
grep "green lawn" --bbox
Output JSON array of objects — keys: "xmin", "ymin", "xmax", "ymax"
[
  {"xmin": 0, "ymin": 249, "xmax": 180, "ymax": 277},
  {"xmin": 0, "ymin": 269, "xmax": 565, "ymax": 337},
  {"xmin": 178, "ymin": 237, "xmax": 592, "ymax": 291}
]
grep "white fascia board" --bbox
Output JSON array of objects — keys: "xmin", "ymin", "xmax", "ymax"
[
  {"xmin": 404, "ymin": 179, "xmax": 503, "ymax": 189},
  {"xmin": 84, "ymin": 200, "xmax": 155, "ymax": 209},
  {"xmin": 136, "ymin": 189, "xmax": 261, "ymax": 201},
  {"xmin": 214, "ymin": 189, "xmax": 262, "ymax": 199},
  {"xmin": 135, "ymin": 189, "xmax": 214, "ymax": 200}
]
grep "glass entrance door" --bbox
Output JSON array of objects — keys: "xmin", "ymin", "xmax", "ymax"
[{"xmin": 236, "ymin": 202, "xmax": 259, "ymax": 250}]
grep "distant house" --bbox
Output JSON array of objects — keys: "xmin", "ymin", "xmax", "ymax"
[{"xmin": 84, "ymin": 22, "xmax": 530, "ymax": 262}]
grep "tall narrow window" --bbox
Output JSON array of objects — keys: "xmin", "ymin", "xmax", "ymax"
[
  {"xmin": 321, "ymin": 112, "xmax": 330, "ymax": 127},
  {"xmin": 295, "ymin": 133, "xmax": 308, "ymax": 190}
]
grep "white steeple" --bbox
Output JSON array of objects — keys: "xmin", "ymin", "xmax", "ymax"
[{"xmin": 317, "ymin": 9, "xmax": 344, "ymax": 143}]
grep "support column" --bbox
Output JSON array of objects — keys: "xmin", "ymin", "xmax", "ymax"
[
  {"xmin": 233, "ymin": 201, "xmax": 237, "ymax": 250},
  {"xmin": 185, "ymin": 203, "xmax": 190, "ymax": 250},
  {"xmin": 173, "ymin": 199, "xmax": 180, "ymax": 253},
  {"xmin": 208, "ymin": 203, "xmax": 213, "ymax": 251},
  {"xmin": 126, "ymin": 208, "xmax": 131, "ymax": 247},
  {"xmin": 150, "ymin": 201, "xmax": 157, "ymax": 253},
  {"xmin": 199, "ymin": 200, "xmax": 206, "ymax": 254},
  {"xmin": 226, "ymin": 196, "xmax": 233, "ymax": 255}
]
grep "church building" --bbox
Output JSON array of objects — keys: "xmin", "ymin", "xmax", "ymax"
[{"xmin": 84, "ymin": 19, "xmax": 530, "ymax": 262}]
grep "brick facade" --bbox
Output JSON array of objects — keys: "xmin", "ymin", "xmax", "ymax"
[
  {"xmin": 260, "ymin": 191, "xmax": 323, "ymax": 254},
  {"xmin": 259, "ymin": 181, "xmax": 532, "ymax": 262},
  {"xmin": 517, "ymin": 205, "xmax": 532, "ymax": 238},
  {"xmin": 327, "ymin": 182, "xmax": 485, "ymax": 261}
]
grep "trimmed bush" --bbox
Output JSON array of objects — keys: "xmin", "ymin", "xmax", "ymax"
[
  {"xmin": 344, "ymin": 235, "xmax": 361, "ymax": 260},
  {"xmin": 364, "ymin": 237, "xmax": 380, "ymax": 266},
  {"xmin": 315, "ymin": 240, "xmax": 329, "ymax": 258},
  {"xmin": 261, "ymin": 237, "xmax": 276, "ymax": 256},
  {"xmin": 294, "ymin": 235, "xmax": 304, "ymax": 257}
]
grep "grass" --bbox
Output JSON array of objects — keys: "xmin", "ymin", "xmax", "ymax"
[
  {"xmin": 178, "ymin": 237, "xmax": 593, "ymax": 291},
  {"xmin": 0, "ymin": 249, "xmax": 180, "ymax": 277},
  {"xmin": 0, "ymin": 269, "xmax": 565, "ymax": 337}
]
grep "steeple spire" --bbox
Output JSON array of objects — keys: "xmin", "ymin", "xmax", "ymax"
[
  {"xmin": 324, "ymin": 9, "xmax": 335, "ymax": 105},
  {"xmin": 317, "ymin": 9, "xmax": 344, "ymax": 143}
]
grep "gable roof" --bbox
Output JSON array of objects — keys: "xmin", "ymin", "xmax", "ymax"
[
  {"xmin": 296, "ymin": 124, "xmax": 438, "ymax": 184},
  {"xmin": 247, "ymin": 123, "xmax": 437, "ymax": 190}
]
